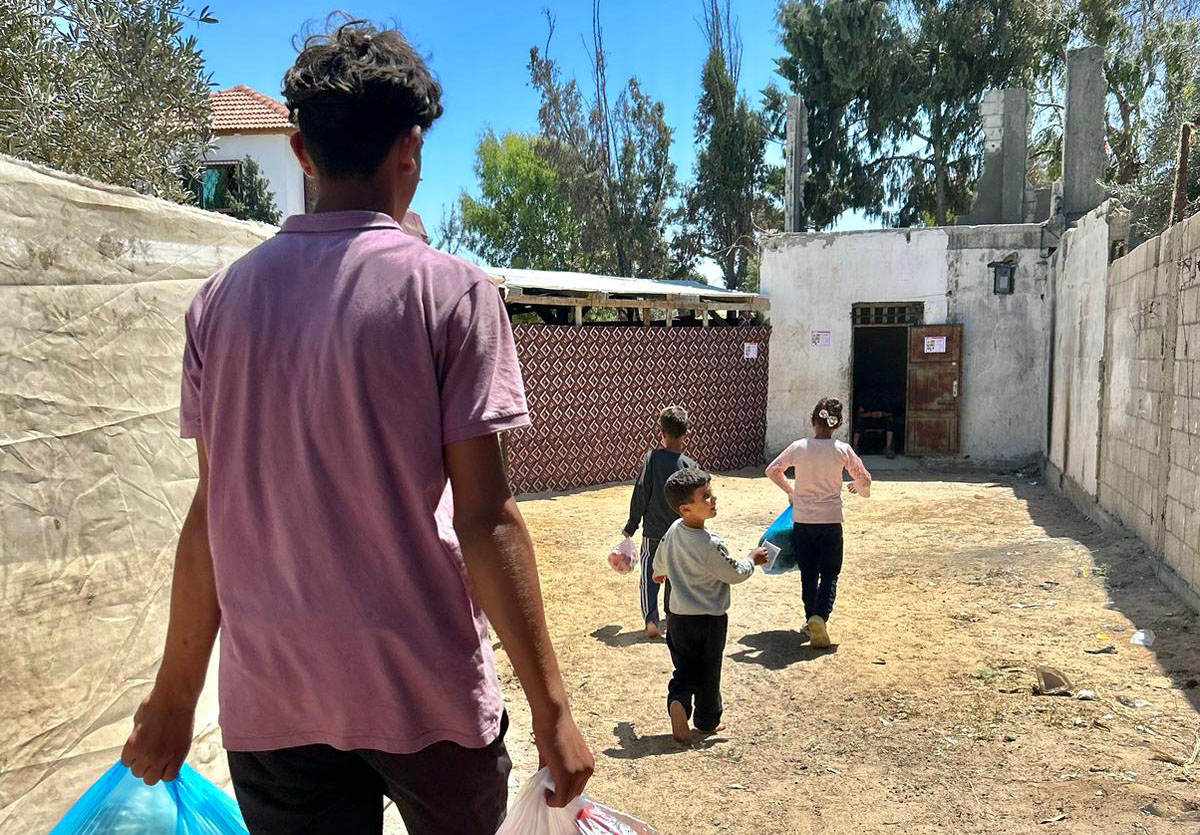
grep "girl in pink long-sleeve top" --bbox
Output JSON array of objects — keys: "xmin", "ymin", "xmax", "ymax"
[{"xmin": 765, "ymin": 397, "xmax": 872, "ymax": 648}]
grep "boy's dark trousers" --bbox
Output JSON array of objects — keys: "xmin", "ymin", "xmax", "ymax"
[
  {"xmin": 227, "ymin": 713, "xmax": 511, "ymax": 835},
  {"xmin": 665, "ymin": 613, "xmax": 727, "ymax": 732},
  {"xmin": 793, "ymin": 523, "xmax": 844, "ymax": 621}
]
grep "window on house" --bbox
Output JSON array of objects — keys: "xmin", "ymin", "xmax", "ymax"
[
  {"xmin": 851, "ymin": 303, "xmax": 925, "ymax": 326},
  {"xmin": 187, "ymin": 162, "xmax": 242, "ymax": 213}
]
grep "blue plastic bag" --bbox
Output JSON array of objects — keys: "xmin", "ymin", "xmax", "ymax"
[
  {"xmin": 758, "ymin": 506, "xmax": 797, "ymax": 575},
  {"xmin": 49, "ymin": 761, "xmax": 248, "ymax": 834}
]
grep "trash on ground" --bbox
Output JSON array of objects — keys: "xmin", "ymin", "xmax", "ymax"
[
  {"xmin": 1034, "ymin": 666, "xmax": 1073, "ymax": 696},
  {"xmin": 1130, "ymin": 629, "xmax": 1156, "ymax": 647},
  {"xmin": 1075, "ymin": 690, "xmax": 1096, "ymax": 701},
  {"xmin": 1084, "ymin": 645, "xmax": 1117, "ymax": 655}
]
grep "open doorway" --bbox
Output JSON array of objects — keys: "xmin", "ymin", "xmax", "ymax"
[{"xmin": 851, "ymin": 303, "xmax": 923, "ymax": 457}]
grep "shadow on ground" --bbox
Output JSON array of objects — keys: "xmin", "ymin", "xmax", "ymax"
[
  {"xmin": 602, "ymin": 721, "xmax": 726, "ymax": 760},
  {"xmin": 1007, "ymin": 478, "xmax": 1200, "ymax": 718},
  {"xmin": 591, "ymin": 624, "xmax": 662, "ymax": 649},
  {"xmin": 728, "ymin": 629, "xmax": 837, "ymax": 670}
]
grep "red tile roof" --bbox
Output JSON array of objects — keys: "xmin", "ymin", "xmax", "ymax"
[{"xmin": 211, "ymin": 85, "xmax": 293, "ymax": 133}]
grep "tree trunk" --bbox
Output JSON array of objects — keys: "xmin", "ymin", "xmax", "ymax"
[
  {"xmin": 934, "ymin": 107, "xmax": 948, "ymax": 226},
  {"xmin": 1170, "ymin": 123, "xmax": 1195, "ymax": 228}
]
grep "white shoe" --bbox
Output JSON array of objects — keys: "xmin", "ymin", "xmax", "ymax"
[{"xmin": 808, "ymin": 616, "xmax": 831, "ymax": 648}]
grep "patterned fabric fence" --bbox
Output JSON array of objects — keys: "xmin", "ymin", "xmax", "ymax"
[{"xmin": 505, "ymin": 325, "xmax": 771, "ymax": 494}]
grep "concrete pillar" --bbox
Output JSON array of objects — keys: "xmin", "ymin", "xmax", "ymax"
[
  {"xmin": 784, "ymin": 94, "xmax": 809, "ymax": 233},
  {"xmin": 1000, "ymin": 89, "xmax": 1029, "ymax": 223},
  {"xmin": 960, "ymin": 88, "xmax": 1029, "ymax": 225},
  {"xmin": 1062, "ymin": 46, "xmax": 1108, "ymax": 221}
]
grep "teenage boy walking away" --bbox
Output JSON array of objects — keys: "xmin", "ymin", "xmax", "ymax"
[
  {"xmin": 653, "ymin": 469, "xmax": 768, "ymax": 743},
  {"xmin": 623, "ymin": 406, "xmax": 696, "ymax": 638},
  {"xmin": 765, "ymin": 397, "xmax": 871, "ymax": 649},
  {"xmin": 119, "ymin": 20, "xmax": 593, "ymax": 835}
]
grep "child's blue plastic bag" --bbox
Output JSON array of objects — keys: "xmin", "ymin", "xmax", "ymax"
[
  {"xmin": 758, "ymin": 506, "xmax": 797, "ymax": 574},
  {"xmin": 50, "ymin": 761, "xmax": 248, "ymax": 834}
]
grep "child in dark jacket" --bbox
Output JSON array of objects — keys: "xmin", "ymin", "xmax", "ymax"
[{"xmin": 623, "ymin": 406, "xmax": 696, "ymax": 637}]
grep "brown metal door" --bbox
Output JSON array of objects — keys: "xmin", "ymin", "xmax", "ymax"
[{"xmin": 906, "ymin": 325, "xmax": 962, "ymax": 454}]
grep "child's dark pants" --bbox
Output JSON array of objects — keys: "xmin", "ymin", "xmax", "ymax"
[
  {"xmin": 640, "ymin": 537, "xmax": 671, "ymax": 627},
  {"xmin": 666, "ymin": 613, "xmax": 727, "ymax": 732},
  {"xmin": 793, "ymin": 523, "xmax": 844, "ymax": 621}
]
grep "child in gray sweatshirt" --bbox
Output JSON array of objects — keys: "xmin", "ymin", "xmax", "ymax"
[{"xmin": 653, "ymin": 468, "xmax": 768, "ymax": 743}]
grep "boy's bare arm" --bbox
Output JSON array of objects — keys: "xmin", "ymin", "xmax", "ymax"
[
  {"xmin": 122, "ymin": 441, "xmax": 219, "ymax": 785},
  {"xmin": 446, "ymin": 433, "xmax": 594, "ymax": 807}
]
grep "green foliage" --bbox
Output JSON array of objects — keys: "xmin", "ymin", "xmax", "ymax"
[
  {"xmin": 0, "ymin": 1, "xmax": 216, "ymax": 203},
  {"xmin": 528, "ymin": 3, "xmax": 694, "ymax": 278},
  {"xmin": 771, "ymin": 0, "xmax": 1056, "ymax": 228},
  {"xmin": 684, "ymin": 0, "xmax": 773, "ymax": 291},
  {"xmin": 459, "ymin": 131, "xmax": 585, "ymax": 270},
  {"xmin": 226, "ymin": 156, "xmax": 282, "ymax": 225}
]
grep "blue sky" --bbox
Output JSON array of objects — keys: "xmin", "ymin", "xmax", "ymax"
[{"xmin": 190, "ymin": 1, "xmax": 872, "ymax": 276}]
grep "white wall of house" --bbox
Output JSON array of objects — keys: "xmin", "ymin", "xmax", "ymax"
[
  {"xmin": 208, "ymin": 132, "xmax": 304, "ymax": 219},
  {"xmin": 760, "ymin": 224, "xmax": 1051, "ymax": 464}
]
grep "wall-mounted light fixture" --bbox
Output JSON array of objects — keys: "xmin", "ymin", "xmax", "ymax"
[{"xmin": 989, "ymin": 255, "xmax": 1018, "ymax": 295}]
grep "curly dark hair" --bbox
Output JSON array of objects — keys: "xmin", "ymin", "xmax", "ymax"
[
  {"xmin": 659, "ymin": 405, "xmax": 690, "ymax": 439},
  {"xmin": 812, "ymin": 397, "xmax": 844, "ymax": 429},
  {"xmin": 664, "ymin": 468, "xmax": 711, "ymax": 513},
  {"xmin": 282, "ymin": 18, "xmax": 443, "ymax": 178}
]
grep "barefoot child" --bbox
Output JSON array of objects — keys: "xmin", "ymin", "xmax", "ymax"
[
  {"xmin": 623, "ymin": 406, "xmax": 697, "ymax": 638},
  {"xmin": 765, "ymin": 397, "xmax": 871, "ymax": 648},
  {"xmin": 653, "ymin": 469, "xmax": 768, "ymax": 743}
]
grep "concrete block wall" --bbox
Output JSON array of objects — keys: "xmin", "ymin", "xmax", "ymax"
[
  {"xmin": 1054, "ymin": 206, "xmax": 1200, "ymax": 608},
  {"xmin": 1097, "ymin": 236, "xmax": 1166, "ymax": 547},
  {"xmin": 1162, "ymin": 216, "xmax": 1200, "ymax": 594},
  {"xmin": 979, "ymin": 90, "xmax": 1005, "ymax": 154}
]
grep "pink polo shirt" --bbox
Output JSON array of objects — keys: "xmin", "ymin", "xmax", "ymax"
[{"xmin": 180, "ymin": 211, "xmax": 529, "ymax": 754}]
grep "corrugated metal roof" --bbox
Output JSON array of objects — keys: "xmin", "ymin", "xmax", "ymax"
[
  {"xmin": 485, "ymin": 266, "xmax": 759, "ymax": 301},
  {"xmin": 211, "ymin": 86, "xmax": 293, "ymax": 133}
]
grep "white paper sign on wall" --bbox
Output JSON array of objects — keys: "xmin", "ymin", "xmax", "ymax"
[
  {"xmin": 924, "ymin": 336, "xmax": 947, "ymax": 354},
  {"xmin": 810, "ymin": 330, "xmax": 832, "ymax": 348},
  {"xmin": 743, "ymin": 342, "xmax": 759, "ymax": 360}
]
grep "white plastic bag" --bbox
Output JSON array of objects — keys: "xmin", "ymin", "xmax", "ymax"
[
  {"xmin": 495, "ymin": 769, "xmax": 657, "ymax": 835},
  {"xmin": 606, "ymin": 539, "xmax": 638, "ymax": 574}
]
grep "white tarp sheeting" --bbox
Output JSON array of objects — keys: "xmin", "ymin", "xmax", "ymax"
[{"xmin": 0, "ymin": 154, "xmax": 272, "ymax": 831}]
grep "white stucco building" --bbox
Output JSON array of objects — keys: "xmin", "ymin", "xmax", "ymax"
[
  {"xmin": 202, "ymin": 85, "xmax": 307, "ymax": 219},
  {"xmin": 760, "ymin": 224, "xmax": 1053, "ymax": 465}
]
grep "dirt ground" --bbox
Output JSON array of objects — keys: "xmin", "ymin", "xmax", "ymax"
[{"xmin": 474, "ymin": 467, "xmax": 1200, "ymax": 835}]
